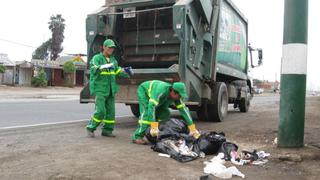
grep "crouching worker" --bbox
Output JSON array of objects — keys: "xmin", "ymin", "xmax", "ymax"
[
  {"xmin": 132, "ymin": 80, "xmax": 201, "ymax": 145},
  {"xmin": 86, "ymin": 39, "xmax": 132, "ymax": 137}
]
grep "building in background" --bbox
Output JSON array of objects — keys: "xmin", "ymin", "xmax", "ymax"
[
  {"xmin": 0, "ymin": 53, "xmax": 15, "ymax": 85},
  {"xmin": 15, "ymin": 61, "xmax": 33, "ymax": 86},
  {"xmin": 31, "ymin": 55, "xmax": 86, "ymax": 87},
  {"xmin": 56, "ymin": 55, "xmax": 87, "ymax": 86},
  {"xmin": 0, "ymin": 53, "xmax": 86, "ymax": 87}
]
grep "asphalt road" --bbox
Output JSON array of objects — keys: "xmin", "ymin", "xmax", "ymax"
[
  {"xmin": 0, "ymin": 100, "xmax": 132, "ymax": 128},
  {"xmin": 0, "ymin": 94, "xmax": 280, "ymax": 129}
]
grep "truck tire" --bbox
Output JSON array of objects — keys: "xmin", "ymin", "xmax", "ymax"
[
  {"xmin": 239, "ymin": 89, "xmax": 251, "ymax": 112},
  {"xmin": 197, "ymin": 82, "xmax": 228, "ymax": 122},
  {"xmin": 130, "ymin": 104, "xmax": 140, "ymax": 118},
  {"xmin": 210, "ymin": 82, "xmax": 228, "ymax": 122}
]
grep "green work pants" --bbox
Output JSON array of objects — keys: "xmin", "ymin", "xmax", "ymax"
[
  {"xmin": 86, "ymin": 95, "xmax": 115, "ymax": 134},
  {"xmin": 132, "ymin": 88, "xmax": 170, "ymax": 140}
]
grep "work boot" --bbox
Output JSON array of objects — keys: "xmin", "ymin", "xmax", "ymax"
[
  {"xmin": 86, "ymin": 129, "xmax": 95, "ymax": 138},
  {"xmin": 132, "ymin": 138, "xmax": 148, "ymax": 145},
  {"xmin": 101, "ymin": 131, "xmax": 116, "ymax": 137}
]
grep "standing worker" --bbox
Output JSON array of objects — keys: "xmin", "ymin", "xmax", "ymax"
[
  {"xmin": 86, "ymin": 39, "xmax": 132, "ymax": 137},
  {"xmin": 132, "ymin": 80, "xmax": 201, "ymax": 144}
]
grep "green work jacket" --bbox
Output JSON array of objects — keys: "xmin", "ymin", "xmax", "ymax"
[
  {"xmin": 139, "ymin": 80, "xmax": 193, "ymax": 125},
  {"xmin": 89, "ymin": 53, "xmax": 128, "ymax": 96}
]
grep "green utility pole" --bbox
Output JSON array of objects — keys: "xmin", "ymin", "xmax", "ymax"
[{"xmin": 278, "ymin": 0, "xmax": 308, "ymax": 147}]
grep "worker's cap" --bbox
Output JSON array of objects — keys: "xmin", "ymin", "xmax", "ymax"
[
  {"xmin": 172, "ymin": 82, "xmax": 188, "ymax": 98},
  {"xmin": 103, "ymin": 39, "xmax": 116, "ymax": 48}
]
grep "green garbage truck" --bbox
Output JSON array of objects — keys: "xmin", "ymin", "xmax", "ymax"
[{"xmin": 80, "ymin": 0, "xmax": 263, "ymax": 122}]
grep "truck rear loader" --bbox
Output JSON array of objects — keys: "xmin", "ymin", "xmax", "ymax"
[{"xmin": 80, "ymin": 0, "xmax": 263, "ymax": 122}]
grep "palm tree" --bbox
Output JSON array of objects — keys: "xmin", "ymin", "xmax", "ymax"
[{"xmin": 48, "ymin": 14, "xmax": 65, "ymax": 61}]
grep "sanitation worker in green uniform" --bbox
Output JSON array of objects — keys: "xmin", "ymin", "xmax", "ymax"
[
  {"xmin": 86, "ymin": 39, "xmax": 131, "ymax": 137},
  {"xmin": 132, "ymin": 80, "xmax": 201, "ymax": 144}
]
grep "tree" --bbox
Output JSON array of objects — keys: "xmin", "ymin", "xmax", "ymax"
[
  {"xmin": 31, "ymin": 67, "xmax": 48, "ymax": 87},
  {"xmin": 0, "ymin": 64, "xmax": 5, "ymax": 84},
  {"xmin": 48, "ymin": 14, "xmax": 65, "ymax": 61},
  {"xmin": 63, "ymin": 60, "xmax": 76, "ymax": 74},
  {"xmin": 0, "ymin": 64, "xmax": 5, "ymax": 73},
  {"xmin": 63, "ymin": 61, "xmax": 76, "ymax": 87},
  {"xmin": 32, "ymin": 39, "xmax": 52, "ymax": 60}
]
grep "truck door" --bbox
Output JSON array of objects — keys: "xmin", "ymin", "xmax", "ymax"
[{"xmin": 173, "ymin": 0, "xmax": 218, "ymax": 101}]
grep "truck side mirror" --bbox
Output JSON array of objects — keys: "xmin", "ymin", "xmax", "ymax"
[
  {"xmin": 248, "ymin": 45, "xmax": 263, "ymax": 68},
  {"xmin": 258, "ymin": 49, "xmax": 263, "ymax": 65},
  {"xmin": 258, "ymin": 49, "xmax": 263, "ymax": 60}
]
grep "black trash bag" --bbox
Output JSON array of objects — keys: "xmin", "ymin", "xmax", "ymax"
[
  {"xmin": 218, "ymin": 142, "xmax": 238, "ymax": 160},
  {"xmin": 200, "ymin": 174, "xmax": 215, "ymax": 180},
  {"xmin": 158, "ymin": 118, "xmax": 189, "ymax": 139},
  {"xmin": 145, "ymin": 118, "xmax": 189, "ymax": 144},
  {"xmin": 147, "ymin": 118, "xmax": 200, "ymax": 162},
  {"xmin": 151, "ymin": 138, "xmax": 198, "ymax": 163},
  {"xmin": 193, "ymin": 132, "xmax": 226, "ymax": 155}
]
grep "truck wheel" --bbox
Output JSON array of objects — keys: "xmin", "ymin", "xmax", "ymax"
[
  {"xmin": 239, "ymin": 91, "xmax": 250, "ymax": 112},
  {"xmin": 197, "ymin": 82, "xmax": 228, "ymax": 122},
  {"xmin": 210, "ymin": 82, "xmax": 228, "ymax": 122},
  {"xmin": 130, "ymin": 104, "xmax": 140, "ymax": 118}
]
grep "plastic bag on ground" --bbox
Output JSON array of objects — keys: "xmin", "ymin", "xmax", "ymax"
[
  {"xmin": 148, "ymin": 118, "xmax": 229, "ymax": 162},
  {"xmin": 152, "ymin": 138, "xmax": 198, "ymax": 162},
  {"xmin": 145, "ymin": 118, "xmax": 189, "ymax": 144},
  {"xmin": 218, "ymin": 142, "xmax": 239, "ymax": 160},
  {"xmin": 193, "ymin": 132, "xmax": 226, "ymax": 155},
  {"xmin": 204, "ymin": 153, "xmax": 245, "ymax": 179}
]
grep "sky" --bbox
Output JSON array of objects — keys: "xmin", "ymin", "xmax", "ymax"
[
  {"xmin": 0, "ymin": 0, "xmax": 105, "ymax": 60},
  {"xmin": 0, "ymin": 0, "xmax": 319, "ymax": 90}
]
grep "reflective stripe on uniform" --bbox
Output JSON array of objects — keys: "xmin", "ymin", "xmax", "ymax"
[
  {"xmin": 103, "ymin": 119, "xmax": 115, "ymax": 124},
  {"xmin": 100, "ymin": 71, "xmax": 117, "ymax": 75},
  {"xmin": 100, "ymin": 68, "xmax": 122, "ymax": 75},
  {"xmin": 149, "ymin": 98, "xmax": 159, "ymax": 106},
  {"xmin": 148, "ymin": 81, "xmax": 155, "ymax": 97},
  {"xmin": 139, "ymin": 120, "xmax": 151, "ymax": 125},
  {"xmin": 92, "ymin": 116, "xmax": 102, "ymax": 123},
  {"xmin": 176, "ymin": 103, "xmax": 185, "ymax": 109},
  {"xmin": 115, "ymin": 68, "xmax": 122, "ymax": 75}
]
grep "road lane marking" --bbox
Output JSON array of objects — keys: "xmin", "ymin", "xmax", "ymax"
[{"xmin": 0, "ymin": 115, "xmax": 133, "ymax": 130}]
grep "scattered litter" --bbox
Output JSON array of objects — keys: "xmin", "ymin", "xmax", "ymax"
[
  {"xmin": 273, "ymin": 137, "xmax": 278, "ymax": 145},
  {"xmin": 231, "ymin": 158, "xmax": 251, "ymax": 166},
  {"xmin": 199, "ymin": 152, "xmax": 206, "ymax": 158},
  {"xmin": 218, "ymin": 142, "xmax": 239, "ymax": 160},
  {"xmin": 153, "ymin": 138, "xmax": 199, "ymax": 162},
  {"xmin": 252, "ymin": 159, "xmax": 268, "ymax": 165},
  {"xmin": 257, "ymin": 150, "xmax": 270, "ymax": 159},
  {"xmin": 149, "ymin": 118, "xmax": 226, "ymax": 162},
  {"xmin": 229, "ymin": 149, "xmax": 272, "ymax": 166},
  {"xmin": 204, "ymin": 153, "xmax": 245, "ymax": 179},
  {"xmin": 158, "ymin": 153, "xmax": 170, "ymax": 158},
  {"xmin": 147, "ymin": 118, "xmax": 269, "ymax": 180}
]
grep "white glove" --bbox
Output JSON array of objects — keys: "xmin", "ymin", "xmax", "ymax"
[
  {"xmin": 150, "ymin": 122, "xmax": 159, "ymax": 137},
  {"xmin": 99, "ymin": 63, "xmax": 114, "ymax": 69}
]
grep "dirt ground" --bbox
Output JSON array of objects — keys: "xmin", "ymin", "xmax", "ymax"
[{"xmin": 0, "ymin": 94, "xmax": 319, "ymax": 180}]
